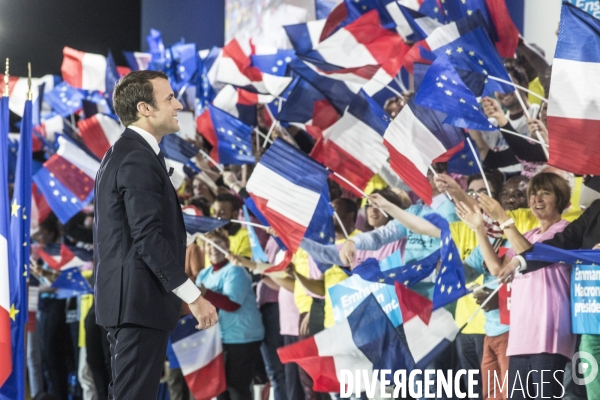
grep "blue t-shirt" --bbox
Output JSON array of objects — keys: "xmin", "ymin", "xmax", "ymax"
[
  {"xmin": 395, "ymin": 204, "xmax": 443, "ymax": 263},
  {"xmin": 196, "ymin": 263, "xmax": 265, "ymax": 344},
  {"xmin": 465, "ymin": 245, "xmax": 510, "ymax": 337}
]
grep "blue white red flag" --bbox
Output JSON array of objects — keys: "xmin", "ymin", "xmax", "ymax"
[
  {"xmin": 123, "ymin": 51, "xmax": 152, "ymax": 71},
  {"xmin": 0, "ymin": 95, "xmax": 12, "ymax": 388},
  {"xmin": 394, "ymin": 282, "xmax": 459, "ymax": 369},
  {"xmin": 278, "ymin": 294, "xmax": 415, "ymax": 392},
  {"xmin": 547, "ymin": 3, "xmax": 600, "ymax": 175},
  {"xmin": 37, "ymin": 243, "xmax": 93, "ymax": 272},
  {"xmin": 77, "ymin": 113, "xmax": 122, "ymax": 159},
  {"xmin": 61, "ymin": 47, "xmax": 108, "ymax": 92},
  {"xmin": 1, "ymin": 98, "xmax": 32, "ymax": 400},
  {"xmin": 212, "ymin": 85, "xmax": 275, "ymax": 127},
  {"xmin": 383, "ymin": 98, "xmax": 464, "ymax": 204},
  {"xmin": 171, "ymin": 316, "xmax": 226, "ymax": 400},
  {"xmin": 216, "ymin": 39, "xmax": 293, "ymax": 96},
  {"xmin": 246, "ymin": 139, "xmax": 333, "ymax": 251}
]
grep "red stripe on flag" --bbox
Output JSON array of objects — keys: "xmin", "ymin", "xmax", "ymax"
[
  {"xmin": 320, "ymin": 2, "xmax": 349, "ymax": 42},
  {"xmin": 237, "ymin": 89, "xmax": 259, "ymax": 106},
  {"xmin": 186, "ymin": 354, "xmax": 226, "ymax": 400},
  {"xmin": 395, "ymin": 281, "xmax": 433, "ymax": 325},
  {"xmin": 196, "ymin": 111, "xmax": 220, "ymax": 164},
  {"xmin": 313, "ymin": 99, "xmax": 340, "ymax": 131},
  {"xmin": 77, "ymin": 115, "xmax": 113, "ymax": 160},
  {"xmin": 0, "ymin": 306, "xmax": 11, "ymax": 387},
  {"xmin": 277, "ymin": 336, "xmax": 340, "ymax": 392},
  {"xmin": 61, "ymin": 47, "xmax": 85, "ymax": 89},
  {"xmin": 32, "ymin": 183, "xmax": 51, "ymax": 224},
  {"xmin": 547, "ymin": 116, "xmax": 600, "ymax": 175},
  {"xmin": 402, "ymin": 42, "xmax": 432, "ymax": 74},
  {"xmin": 116, "ymin": 66, "xmax": 131, "ymax": 78},
  {"xmin": 433, "ymin": 140, "xmax": 465, "ymax": 163},
  {"xmin": 45, "ymin": 155, "xmax": 94, "ymax": 201},
  {"xmin": 485, "ymin": 0, "xmax": 519, "ymax": 58},
  {"xmin": 320, "ymin": 64, "xmax": 380, "ymax": 80},
  {"xmin": 264, "ymin": 250, "xmax": 293, "ymax": 273},
  {"xmin": 251, "ymin": 195, "xmax": 307, "ymax": 252},
  {"xmin": 322, "ymin": 141, "xmax": 374, "ymax": 197},
  {"xmin": 384, "ymin": 140, "xmax": 433, "ymax": 204},
  {"xmin": 222, "ymin": 40, "xmax": 263, "ymax": 82}
]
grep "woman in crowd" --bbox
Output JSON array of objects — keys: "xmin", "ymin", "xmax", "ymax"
[
  {"xmin": 195, "ymin": 229, "xmax": 265, "ymax": 400},
  {"xmin": 456, "ymin": 172, "xmax": 575, "ymax": 399}
]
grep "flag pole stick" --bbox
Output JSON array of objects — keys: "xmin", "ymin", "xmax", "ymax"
[
  {"xmin": 262, "ymin": 119, "xmax": 279, "ymax": 149},
  {"xmin": 198, "ymin": 148, "xmax": 225, "ymax": 173},
  {"xmin": 459, "ymin": 282, "xmax": 504, "ymax": 332},
  {"xmin": 428, "ymin": 165, "xmax": 453, "ymax": 201},
  {"xmin": 254, "ymin": 128, "xmax": 273, "ymax": 144},
  {"xmin": 330, "ymin": 170, "xmax": 389, "ymax": 218},
  {"xmin": 196, "ymin": 234, "xmax": 230, "ymax": 257},
  {"xmin": 27, "ymin": 63, "xmax": 32, "ymax": 101},
  {"xmin": 333, "ymin": 211, "xmax": 350, "ymax": 240},
  {"xmin": 229, "ymin": 219, "xmax": 269, "ymax": 230},
  {"xmin": 466, "ymin": 137, "xmax": 492, "ymax": 197},
  {"xmin": 488, "ymin": 75, "xmax": 548, "ymax": 104},
  {"xmin": 3, "ymin": 58, "xmax": 9, "ymax": 97},
  {"xmin": 499, "ymin": 128, "xmax": 548, "ymax": 148},
  {"xmin": 512, "ymin": 85, "xmax": 550, "ymax": 159}
]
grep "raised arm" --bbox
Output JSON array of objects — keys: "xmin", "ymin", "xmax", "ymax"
[{"xmin": 368, "ymin": 193, "xmax": 441, "ymax": 238}]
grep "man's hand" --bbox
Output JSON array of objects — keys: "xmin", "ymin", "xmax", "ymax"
[
  {"xmin": 189, "ymin": 295, "xmax": 218, "ymax": 330},
  {"xmin": 339, "ymin": 240, "xmax": 356, "ymax": 267}
]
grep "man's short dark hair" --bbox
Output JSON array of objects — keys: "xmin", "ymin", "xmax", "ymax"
[
  {"xmin": 113, "ymin": 70, "xmax": 169, "ymax": 127},
  {"xmin": 467, "ymin": 173, "xmax": 503, "ymax": 201},
  {"xmin": 214, "ymin": 193, "xmax": 240, "ymax": 211}
]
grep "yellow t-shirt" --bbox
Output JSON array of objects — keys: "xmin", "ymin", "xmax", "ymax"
[
  {"xmin": 528, "ymin": 77, "xmax": 545, "ymax": 106},
  {"xmin": 78, "ymin": 294, "xmax": 94, "ymax": 347},
  {"xmin": 360, "ymin": 175, "xmax": 388, "ymax": 207},
  {"xmin": 451, "ymin": 207, "xmax": 582, "ymax": 332},
  {"xmin": 202, "ymin": 225, "xmax": 253, "ymax": 266},
  {"xmin": 293, "ymin": 248, "xmax": 314, "ymax": 314}
]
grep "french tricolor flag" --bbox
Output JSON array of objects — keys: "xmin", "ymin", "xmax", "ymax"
[
  {"xmin": 306, "ymin": 11, "xmax": 407, "ymax": 96},
  {"xmin": 383, "ymin": 99, "xmax": 464, "ymax": 204},
  {"xmin": 284, "ymin": 19, "xmax": 327, "ymax": 55},
  {"xmin": 61, "ymin": 47, "xmax": 108, "ymax": 92},
  {"xmin": 246, "ymin": 139, "xmax": 332, "ymax": 252},
  {"xmin": 77, "ymin": 114, "xmax": 123, "ymax": 160},
  {"xmin": 394, "ymin": 282, "xmax": 459, "ymax": 369},
  {"xmin": 215, "ymin": 39, "xmax": 293, "ymax": 96},
  {"xmin": 212, "ymin": 84, "xmax": 275, "ymax": 126},
  {"xmin": 123, "ymin": 51, "xmax": 153, "ymax": 71},
  {"xmin": 547, "ymin": 3, "xmax": 600, "ymax": 175},
  {"xmin": 0, "ymin": 96, "xmax": 11, "ymax": 387},
  {"xmin": 32, "ymin": 136, "xmax": 100, "ymax": 223},
  {"xmin": 171, "ymin": 317, "xmax": 226, "ymax": 400},
  {"xmin": 318, "ymin": 91, "xmax": 391, "ymax": 196},
  {"xmin": 37, "ymin": 243, "xmax": 93, "ymax": 271},
  {"xmin": 278, "ymin": 294, "xmax": 414, "ymax": 392}
]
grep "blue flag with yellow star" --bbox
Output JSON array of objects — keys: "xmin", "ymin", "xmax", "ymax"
[
  {"xmin": 447, "ymin": 137, "xmax": 480, "ymax": 175},
  {"xmin": 414, "ymin": 54, "xmax": 494, "ymax": 131},
  {"xmin": 208, "ymin": 105, "xmax": 255, "ymax": 165},
  {"xmin": 1, "ymin": 98, "xmax": 32, "ymax": 400}
]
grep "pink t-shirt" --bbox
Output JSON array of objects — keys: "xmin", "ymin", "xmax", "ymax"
[
  {"xmin": 279, "ymin": 287, "xmax": 300, "ymax": 336},
  {"xmin": 506, "ymin": 219, "xmax": 576, "ymax": 359}
]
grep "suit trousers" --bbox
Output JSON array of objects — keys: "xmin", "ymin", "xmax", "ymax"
[{"xmin": 106, "ymin": 324, "xmax": 169, "ymax": 400}]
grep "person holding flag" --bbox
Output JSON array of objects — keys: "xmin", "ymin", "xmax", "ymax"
[{"xmin": 94, "ymin": 70, "xmax": 218, "ymax": 399}]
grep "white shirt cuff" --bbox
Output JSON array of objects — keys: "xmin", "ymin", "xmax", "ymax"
[
  {"xmin": 172, "ymin": 278, "xmax": 201, "ymax": 304},
  {"xmin": 514, "ymin": 255, "xmax": 527, "ymax": 272}
]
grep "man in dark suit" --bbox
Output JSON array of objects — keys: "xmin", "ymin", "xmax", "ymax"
[{"xmin": 94, "ymin": 70, "xmax": 218, "ymax": 399}]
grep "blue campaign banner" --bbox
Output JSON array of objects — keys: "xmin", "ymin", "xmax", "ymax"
[
  {"xmin": 329, "ymin": 274, "xmax": 402, "ymax": 327},
  {"xmin": 567, "ymin": 0, "xmax": 600, "ymax": 19},
  {"xmin": 571, "ymin": 265, "xmax": 600, "ymax": 334}
]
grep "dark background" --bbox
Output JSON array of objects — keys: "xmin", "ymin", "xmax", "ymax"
[
  {"xmin": 0, "ymin": 0, "xmax": 520, "ymax": 78},
  {"xmin": 0, "ymin": 0, "xmax": 225, "ymax": 77}
]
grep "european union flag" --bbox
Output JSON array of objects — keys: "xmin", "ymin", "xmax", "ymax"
[
  {"xmin": 208, "ymin": 105, "xmax": 255, "ymax": 165},
  {"xmin": 433, "ymin": 24, "xmax": 513, "ymax": 95},
  {"xmin": 44, "ymin": 82, "xmax": 84, "ymax": 117},
  {"xmin": 419, "ymin": 0, "xmax": 448, "ymax": 23},
  {"xmin": 447, "ymin": 137, "xmax": 480, "ymax": 176},
  {"xmin": 170, "ymin": 41, "xmax": 197, "ymax": 92},
  {"xmin": 352, "ymin": 251, "xmax": 441, "ymax": 287},
  {"xmin": 426, "ymin": 214, "xmax": 468, "ymax": 309},
  {"xmin": 251, "ymin": 50, "xmax": 295, "ymax": 77},
  {"xmin": 443, "ymin": 0, "xmax": 497, "ymax": 40},
  {"xmin": 105, "ymin": 50, "xmax": 120, "ymax": 106},
  {"xmin": 525, "ymin": 243, "xmax": 600, "ymax": 266},
  {"xmin": 195, "ymin": 46, "xmax": 221, "ymax": 116},
  {"xmin": 51, "ymin": 267, "xmax": 93, "ymax": 299},
  {"xmin": 415, "ymin": 54, "xmax": 494, "ymax": 131},
  {"xmin": 1, "ymin": 98, "xmax": 32, "ymax": 400}
]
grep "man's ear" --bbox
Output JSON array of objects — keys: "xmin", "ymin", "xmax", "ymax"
[{"xmin": 136, "ymin": 101, "xmax": 151, "ymax": 117}]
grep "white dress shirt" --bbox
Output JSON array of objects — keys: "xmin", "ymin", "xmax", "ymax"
[{"xmin": 128, "ymin": 125, "xmax": 201, "ymax": 304}]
